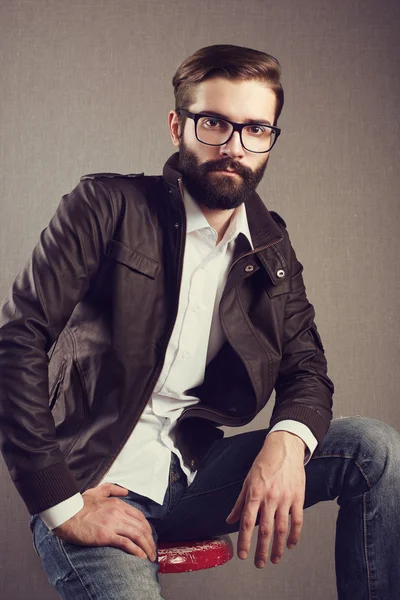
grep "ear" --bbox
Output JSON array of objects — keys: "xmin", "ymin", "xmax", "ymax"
[{"xmin": 168, "ymin": 111, "xmax": 181, "ymax": 147}]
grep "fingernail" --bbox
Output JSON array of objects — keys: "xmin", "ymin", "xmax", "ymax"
[
  {"xmin": 256, "ymin": 560, "xmax": 265, "ymax": 569},
  {"xmin": 271, "ymin": 556, "xmax": 280, "ymax": 564},
  {"xmin": 288, "ymin": 543, "xmax": 296, "ymax": 550},
  {"xmin": 238, "ymin": 551, "xmax": 247, "ymax": 560}
]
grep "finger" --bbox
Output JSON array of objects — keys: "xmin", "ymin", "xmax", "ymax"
[
  {"xmin": 94, "ymin": 483, "xmax": 129, "ymax": 498},
  {"xmin": 107, "ymin": 498, "xmax": 156, "ymax": 556},
  {"xmin": 287, "ymin": 502, "xmax": 303, "ymax": 549},
  {"xmin": 110, "ymin": 534, "xmax": 149, "ymax": 559},
  {"xmin": 118, "ymin": 522, "xmax": 157, "ymax": 561},
  {"xmin": 254, "ymin": 504, "xmax": 276, "ymax": 568},
  {"xmin": 226, "ymin": 487, "xmax": 246, "ymax": 524},
  {"xmin": 237, "ymin": 494, "xmax": 260, "ymax": 560},
  {"xmin": 103, "ymin": 496, "xmax": 155, "ymax": 542},
  {"xmin": 121, "ymin": 516, "xmax": 156, "ymax": 557},
  {"xmin": 269, "ymin": 506, "xmax": 290, "ymax": 564},
  {"xmin": 107, "ymin": 484, "xmax": 129, "ymax": 497},
  {"xmin": 121, "ymin": 503, "xmax": 154, "ymax": 535}
]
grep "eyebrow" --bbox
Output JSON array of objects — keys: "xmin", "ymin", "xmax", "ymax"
[{"xmin": 198, "ymin": 110, "xmax": 272, "ymax": 127}]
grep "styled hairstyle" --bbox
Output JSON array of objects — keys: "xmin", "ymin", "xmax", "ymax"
[{"xmin": 172, "ymin": 44, "xmax": 284, "ymax": 125}]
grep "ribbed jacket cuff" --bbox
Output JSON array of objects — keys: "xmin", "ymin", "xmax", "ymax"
[
  {"xmin": 14, "ymin": 461, "xmax": 80, "ymax": 515},
  {"xmin": 270, "ymin": 405, "xmax": 329, "ymax": 445}
]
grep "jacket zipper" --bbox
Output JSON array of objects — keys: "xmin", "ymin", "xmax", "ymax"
[{"xmin": 88, "ymin": 178, "xmax": 187, "ymax": 488}]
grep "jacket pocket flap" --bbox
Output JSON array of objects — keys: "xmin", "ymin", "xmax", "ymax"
[
  {"xmin": 106, "ymin": 240, "xmax": 159, "ymax": 279},
  {"xmin": 265, "ymin": 277, "xmax": 291, "ymax": 297}
]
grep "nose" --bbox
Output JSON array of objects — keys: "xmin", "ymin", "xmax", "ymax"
[{"xmin": 219, "ymin": 130, "xmax": 245, "ymax": 159}]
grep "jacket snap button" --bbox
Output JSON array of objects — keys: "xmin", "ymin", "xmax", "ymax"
[
  {"xmin": 277, "ymin": 269, "xmax": 285, "ymax": 278},
  {"xmin": 245, "ymin": 265, "xmax": 254, "ymax": 273}
]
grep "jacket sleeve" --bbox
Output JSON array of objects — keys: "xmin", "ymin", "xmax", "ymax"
[
  {"xmin": 0, "ymin": 179, "xmax": 115, "ymax": 514},
  {"xmin": 269, "ymin": 232, "xmax": 334, "ymax": 446}
]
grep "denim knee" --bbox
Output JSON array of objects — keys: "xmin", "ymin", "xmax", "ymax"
[{"xmin": 326, "ymin": 416, "xmax": 400, "ymax": 487}]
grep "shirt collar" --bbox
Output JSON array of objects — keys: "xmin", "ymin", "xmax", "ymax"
[{"xmin": 182, "ymin": 186, "xmax": 254, "ymax": 249}]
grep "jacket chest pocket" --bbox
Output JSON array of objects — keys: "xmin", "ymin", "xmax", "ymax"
[
  {"xmin": 264, "ymin": 277, "xmax": 291, "ymax": 298},
  {"xmin": 106, "ymin": 239, "xmax": 159, "ymax": 279}
]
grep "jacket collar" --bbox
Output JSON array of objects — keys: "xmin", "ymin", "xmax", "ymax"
[{"xmin": 162, "ymin": 152, "xmax": 283, "ymax": 251}]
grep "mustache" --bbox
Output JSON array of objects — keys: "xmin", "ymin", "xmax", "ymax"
[{"xmin": 200, "ymin": 158, "xmax": 252, "ymax": 179}]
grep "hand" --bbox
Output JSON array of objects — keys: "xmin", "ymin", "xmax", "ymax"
[
  {"xmin": 226, "ymin": 431, "xmax": 306, "ymax": 568},
  {"xmin": 53, "ymin": 483, "xmax": 157, "ymax": 561}
]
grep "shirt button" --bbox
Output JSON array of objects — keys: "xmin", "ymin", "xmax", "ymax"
[
  {"xmin": 245, "ymin": 264, "xmax": 254, "ymax": 273},
  {"xmin": 181, "ymin": 350, "xmax": 190, "ymax": 360},
  {"xmin": 277, "ymin": 269, "xmax": 285, "ymax": 278}
]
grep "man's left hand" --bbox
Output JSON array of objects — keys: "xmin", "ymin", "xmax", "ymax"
[{"xmin": 225, "ymin": 431, "xmax": 306, "ymax": 568}]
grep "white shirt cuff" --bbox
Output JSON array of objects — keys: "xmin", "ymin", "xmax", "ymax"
[
  {"xmin": 267, "ymin": 420, "xmax": 318, "ymax": 465},
  {"xmin": 39, "ymin": 493, "xmax": 85, "ymax": 530}
]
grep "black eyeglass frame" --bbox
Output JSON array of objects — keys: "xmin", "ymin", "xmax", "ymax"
[{"xmin": 177, "ymin": 108, "xmax": 281, "ymax": 153}]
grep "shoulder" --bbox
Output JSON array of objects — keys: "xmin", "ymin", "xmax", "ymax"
[
  {"xmin": 76, "ymin": 172, "xmax": 161, "ymax": 210},
  {"xmin": 77, "ymin": 172, "xmax": 164, "ymax": 201},
  {"xmin": 80, "ymin": 172, "xmax": 145, "ymax": 182},
  {"xmin": 73, "ymin": 172, "xmax": 166, "ymax": 227},
  {"xmin": 60, "ymin": 172, "xmax": 151, "ymax": 228}
]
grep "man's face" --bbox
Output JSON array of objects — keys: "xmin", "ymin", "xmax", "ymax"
[{"xmin": 169, "ymin": 77, "xmax": 277, "ymax": 210}]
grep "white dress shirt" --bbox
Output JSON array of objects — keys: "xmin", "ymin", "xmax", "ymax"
[{"xmin": 40, "ymin": 188, "xmax": 317, "ymax": 529}]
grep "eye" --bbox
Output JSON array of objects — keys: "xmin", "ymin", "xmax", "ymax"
[
  {"xmin": 249, "ymin": 125, "xmax": 267, "ymax": 135},
  {"xmin": 204, "ymin": 118, "xmax": 223, "ymax": 128}
]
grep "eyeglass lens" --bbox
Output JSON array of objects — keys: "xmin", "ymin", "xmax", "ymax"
[{"xmin": 196, "ymin": 116, "xmax": 276, "ymax": 152}]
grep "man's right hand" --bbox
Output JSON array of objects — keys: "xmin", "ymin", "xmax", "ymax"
[{"xmin": 53, "ymin": 483, "xmax": 157, "ymax": 561}]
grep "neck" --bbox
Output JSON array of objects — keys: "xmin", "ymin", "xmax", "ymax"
[{"xmin": 199, "ymin": 205, "xmax": 235, "ymax": 244}]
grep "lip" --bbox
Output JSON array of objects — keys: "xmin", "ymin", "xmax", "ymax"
[{"xmin": 212, "ymin": 170, "xmax": 240, "ymax": 176}]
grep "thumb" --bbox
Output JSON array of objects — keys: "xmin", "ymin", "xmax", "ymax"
[{"xmin": 96, "ymin": 483, "xmax": 129, "ymax": 497}]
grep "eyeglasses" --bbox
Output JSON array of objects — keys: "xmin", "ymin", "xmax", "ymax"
[{"xmin": 177, "ymin": 108, "xmax": 281, "ymax": 153}]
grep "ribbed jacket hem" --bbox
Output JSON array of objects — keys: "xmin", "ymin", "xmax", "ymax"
[
  {"xmin": 14, "ymin": 461, "xmax": 80, "ymax": 515},
  {"xmin": 270, "ymin": 405, "xmax": 330, "ymax": 445}
]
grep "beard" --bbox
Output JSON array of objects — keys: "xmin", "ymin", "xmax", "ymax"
[{"xmin": 178, "ymin": 140, "xmax": 269, "ymax": 210}]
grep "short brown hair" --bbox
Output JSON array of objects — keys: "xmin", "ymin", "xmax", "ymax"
[{"xmin": 172, "ymin": 44, "xmax": 284, "ymax": 125}]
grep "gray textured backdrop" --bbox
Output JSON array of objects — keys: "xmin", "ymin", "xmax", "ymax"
[{"xmin": 0, "ymin": 0, "xmax": 399, "ymax": 599}]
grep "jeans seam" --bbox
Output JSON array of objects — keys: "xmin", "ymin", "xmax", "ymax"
[
  {"xmin": 57, "ymin": 536, "xmax": 95, "ymax": 599},
  {"xmin": 180, "ymin": 478, "xmax": 244, "ymax": 500},
  {"xmin": 363, "ymin": 493, "xmax": 373, "ymax": 600},
  {"xmin": 310, "ymin": 453, "xmax": 373, "ymax": 489},
  {"xmin": 314, "ymin": 453, "xmax": 377, "ymax": 598}
]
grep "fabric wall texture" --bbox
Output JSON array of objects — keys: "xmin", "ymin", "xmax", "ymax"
[{"xmin": 0, "ymin": 0, "xmax": 399, "ymax": 598}]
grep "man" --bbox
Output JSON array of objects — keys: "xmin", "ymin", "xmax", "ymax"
[{"xmin": 0, "ymin": 44, "xmax": 399, "ymax": 600}]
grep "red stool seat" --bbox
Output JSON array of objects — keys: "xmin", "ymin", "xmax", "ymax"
[{"xmin": 158, "ymin": 535, "xmax": 234, "ymax": 574}]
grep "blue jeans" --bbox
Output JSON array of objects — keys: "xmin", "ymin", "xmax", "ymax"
[{"xmin": 30, "ymin": 417, "xmax": 400, "ymax": 599}]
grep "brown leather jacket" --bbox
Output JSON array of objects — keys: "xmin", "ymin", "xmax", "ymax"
[{"xmin": 0, "ymin": 153, "xmax": 333, "ymax": 515}]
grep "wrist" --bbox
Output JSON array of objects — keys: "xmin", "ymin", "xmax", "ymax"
[{"xmin": 265, "ymin": 430, "xmax": 306, "ymax": 455}]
